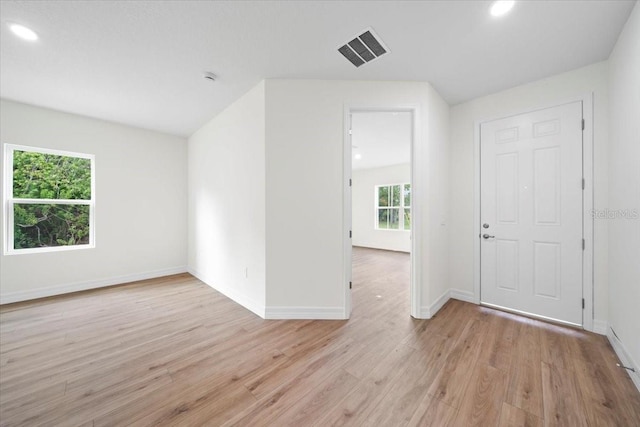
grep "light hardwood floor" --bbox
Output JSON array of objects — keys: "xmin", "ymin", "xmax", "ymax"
[{"xmin": 1, "ymin": 247, "xmax": 639, "ymax": 426}]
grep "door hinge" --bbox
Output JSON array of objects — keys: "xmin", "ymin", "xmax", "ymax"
[
  {"xmin": 582, "ymin": 298, "xmax": 585, "ymax": 309},
  {"xmin": 349, "ymin": 178, "xmax": 352, "ymax": 187},
  {"xmin": 349, "ymin": 281, "xmax": 352, "ymax": 289},
  {"xmin": 582, "ymin": 239, "xmax": 585, "ymax": 250},
  {"xmin": 582, "ymin": 178, "xmax": 585, "ymax": 190},
  {"xmin": 348, "ymin": 129, "xmax": 353, "ymax": 135},
  {"xmin": 581, "ymin": 119, "xmax": 585, "ymax": 130},
  {"xmin": 349, "ymin": 230, "xmax": 352, "ymax": 238}
]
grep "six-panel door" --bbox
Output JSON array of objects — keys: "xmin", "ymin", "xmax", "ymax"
[{"xmin": 480, "ymin": 101, "xmax": 584, "ymax": 325}]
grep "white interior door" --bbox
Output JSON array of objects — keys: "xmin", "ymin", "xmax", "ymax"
[{"xmin": 480, "ymin": 101, "xmax": 584, "ymax": 325}]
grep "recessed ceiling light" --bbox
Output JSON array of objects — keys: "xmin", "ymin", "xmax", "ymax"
[
  {"xmin": 9, "ymin": 23, "xmax": 38, "ymax": 41},
  {"xmin": 354, "ymin": 154, "xmax": 362, "ymax": 160},
  {"xmin": 490, "ymin": 0, "xmax": 515, "ymax": 17}
]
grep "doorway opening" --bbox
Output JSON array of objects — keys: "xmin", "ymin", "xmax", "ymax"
[{"xmin": 344, "ymin": 107, "xmax": 419, "ymax": 318}]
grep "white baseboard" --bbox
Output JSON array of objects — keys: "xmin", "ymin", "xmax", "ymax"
[
  {"xmin": 420, "ymin": 289, "xmax": 451, "ymax": 319},
  {"xmin": 607, "ymin": 326, "xmax": 640, "ymax": 393},
  {"xmin": 450, "ymin": 289, "xmax": 476, "ymax": 303},
  {"xmin": 0, "ymin": 266, "xmax": 188, "ymax": 305},
  {"xmin": 419, "ymin": 288, "xmax": 478, "ymax": 319},
  {"xmin": 351, "ymin": 245, "xmax": 410, "ymax": 254},
  {"xmin": 187, "ymin": 268, "xmax": 345, "ymax": 320},
  {"xmin": 592, "ymin": 319, "xmax": 608, "ymax": 335},
  {"xmin": 188, "ymin": 267, "xmax": 265, "ymax": 318},
  {"xmin": 265, "ymin": 306, "xmax": 346, "ymax": 320}
]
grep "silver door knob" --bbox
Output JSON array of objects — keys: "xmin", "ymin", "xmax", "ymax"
[{"xmin": 482, "ymin": 234, "xmax": 495, "ymax": 239}]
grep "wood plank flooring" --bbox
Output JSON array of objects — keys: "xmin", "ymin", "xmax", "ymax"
[{"xmin": 1, "ymin": 246, "xmax": 639, "ymax": 426}]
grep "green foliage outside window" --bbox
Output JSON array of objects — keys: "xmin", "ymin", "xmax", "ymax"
[
  {"xmin": 11, "ymin": 149, "xmax": 92, "ymax": 250},
  {"xmin": 14, "ymin": 204, "xmax": 90, "ymax": 249},
  {"xmin": 403, "ymin": 184, "xmax": 411, "ymax": 229},
  {"xmin": 376, "ymin": 183, "xmax": 410, "ymax": 230}
]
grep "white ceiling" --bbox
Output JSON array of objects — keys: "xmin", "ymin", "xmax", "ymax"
[
  {"xmin": 351, "ymin": 112, "xmax": 411, "ymax": 170},
  {"xmin": 0, "ymin": 1, "xmax": 635, "ymax": 137}
]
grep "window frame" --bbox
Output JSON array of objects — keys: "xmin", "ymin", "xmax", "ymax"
[
  {"xmin": 375, "ymin": 182, "xmax": 411, "ymax": 231},
  {"xmin": 3, "ymin": 144, "xmax": 96, "ymax": 255}
]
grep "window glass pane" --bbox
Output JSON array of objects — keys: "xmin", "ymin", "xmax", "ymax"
[
  {"xmin": 404, "ymin": 208, "xmax": 411, "ymax": 230},
  {"xmin": 13, "ymin": 150, "xmax": 91, "ymax": 200},
  {"xmin": 13, "ymin": 204, "xmax": 90, "ymax": 249},
  {"xmin": 389, "ymin": 208, "xmax": 400, "ymax": 229},
  {"xmin": 377, "ymin": 209, "xmax": 389, "ymax": 229},
  {"xmin": 404, "ymin": 184, "xmax": 411, "ymax": 207},
  {"xmin": 391, "ymin": 185, "xmax": 401, "ymax": 207},
  {"xmin": 378, "ymin": 186, "xmax": 389, "ymax": 207}
]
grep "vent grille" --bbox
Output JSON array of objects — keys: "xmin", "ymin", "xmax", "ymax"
[{"xmin": 338, "ymin": 28, "xmax": 388, "ymax": 68}]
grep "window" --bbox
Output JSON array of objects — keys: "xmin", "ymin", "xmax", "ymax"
[
  {"xmin": 376, "ymin": 183, "xmax": 410, "ymax": 230},
  {"xmin": 4, "ymin": 144, "xmax": 95, "ymax": 254}
]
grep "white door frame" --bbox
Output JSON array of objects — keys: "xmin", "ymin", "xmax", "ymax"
[
  {"xmin": 473, "ymin": 94, "xmax": 595, "ymax": 332},
  {"xmin": 343, "ymin": 104, "xmax": 422, "ymax": 319}
]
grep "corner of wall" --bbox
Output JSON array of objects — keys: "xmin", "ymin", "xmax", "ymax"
[
  {"xmin": 607, "ymin": 325, "xmax": 640, "ymax": 392},
  {"xmin": 264, "ymin": 306, "xmax": 345, "ymax": 320},
  {"xmin": 189, "ymin": 267, "xmax": 266, "ymax": 318},
  {"xmin": 592, "ymin": 319, "xmax": 609, "ymax": 335},
  {"xmin": 449, "ymin": 289, "xmax": 476, "ymax": 304},
  {"xmin": 421, "ymin": 81, "xmax": 453, "ymax": 314},
  {"xmin": 420, "ymin": 289, "xmax": 450, "ymax": 319},
  {"xmin": 187, "ymin": 80, "xmax": 267, "ymax": 319}
]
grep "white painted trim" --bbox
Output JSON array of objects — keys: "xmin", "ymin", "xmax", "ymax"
[
  {"xmin": 264, "ymin": 306, "xmax": 345, "ymax": 320},
  {"xmin": 450, "ymin": 289, "xmax": 476, "ymax": 304},
  {"xmin": 409, "ymin": 105, "xmax": 422, "ymax": 319},
  {"xmin": 342, "ymin": 108, "xmax": 353, "ymax": 319},
  {"xmin": 592, "ymin": 319, "xmax": 608, "ymax": 335},
  {"xmin": 420, "ymin": 289, "xmax": 450, "ymax": 318},
  {"xmin": 473, "ymin": 94, "xmax": 595, "ymax": 330},
  {"xmin": 0, "ymin": 266, "xmax": 188, "ymax": 305},
  {"xmin": 472, "ymin": 117, "xmax": 482, "ymax": 303},
  {"xmin": 343, "ymin": 104, "xmax": 422, "ymax": 319},
  {"xmin": 188, "ymin": 267, "xmax": 265, "ymax": 319},
  {"xmin": 420, "ymin": 289, "xmax": 477, "ymax": 318},
  {"xmin": 607, "ymin": 327, "xmax": 640, "ymax": 392},
  {"xmin": 373, "ymin": 182, "xmax": 412, "ymax": 231},
  {"xmin": 581, "ymin": 93, "xmax": 595, "ymax": 332}
]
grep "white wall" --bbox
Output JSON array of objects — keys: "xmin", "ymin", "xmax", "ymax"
[
  {"xmin": 187, "ymin": 82, "xmax": 266, "ymax": 317},
  {"xmin": 0, "ymin": 99, "xmax": 187, "ymax": 303},
  {"xmin": 423, "ymin": 84, "xmax": 452, "ymax": 315},
  {"xmin": 448, "ymin": 61, "xmax": 610, "ymax": 324},
  {"xmin": 264, "ymin": 79, "xmax": 450, "ymax": 317},
  {"xmin": 607, "ymin": 3, "xmax": 640, "ymax": 388},
  {"xmin": 352, "ymin": 164, "xmax": 411, "ymax": 252}
]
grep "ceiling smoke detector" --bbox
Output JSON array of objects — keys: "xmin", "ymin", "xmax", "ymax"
[
  {"xmin": 338, "ymin": 28, "xmax": 389, "ymax": 68},
  {"xmin": 203, "ymin": 71, "xmax": 217, "ymax": 81}
]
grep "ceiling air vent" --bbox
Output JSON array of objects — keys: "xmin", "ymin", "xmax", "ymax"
[{"xmin": 338, "ymin": 28, "xmax": 389, "ymax": 68}]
